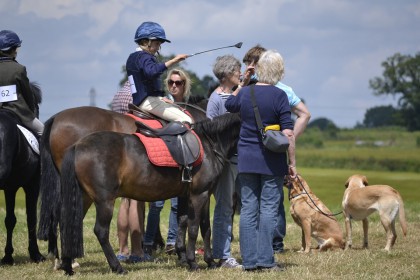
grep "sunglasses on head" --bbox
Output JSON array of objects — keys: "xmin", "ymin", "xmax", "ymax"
[{"xmin": 168, "ymin": 80, "xmax": 184, "ymax": 86}]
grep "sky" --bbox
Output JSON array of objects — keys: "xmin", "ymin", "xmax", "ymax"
[{"xmin": 2, "ymin": 0, "xmax": 419, "ymax": 128}]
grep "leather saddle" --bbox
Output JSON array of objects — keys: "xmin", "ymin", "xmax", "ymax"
[{"xmin": 128, "ymin": 103, "xmax": 200, "ymax": 182}]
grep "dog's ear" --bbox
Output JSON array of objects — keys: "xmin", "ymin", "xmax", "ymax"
[
  {"xmin": 362, "ymin": 176, "xmax": 368, "ymax": 186},
  {"xmin": 344, "ymin": 177, "xmax": 350, "ymax": 188}
]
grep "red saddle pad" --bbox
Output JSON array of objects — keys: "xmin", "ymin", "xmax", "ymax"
[{"xmin": 127, "ymin": 113, "xmax": 203, "ymax": 167}]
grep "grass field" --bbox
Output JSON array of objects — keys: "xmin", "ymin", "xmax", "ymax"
[{"xmin": 1, "ymin": 167, "xmax": 419, "ymax": 279}]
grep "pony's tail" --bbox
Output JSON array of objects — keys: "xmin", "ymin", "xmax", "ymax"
[
  {"xmin": 59, "ymin": 146, "xmax": 84, "ymax": 259},
  {"xmin": 37, "ymin": 116, "xmax": 61, "ymax": 241}
]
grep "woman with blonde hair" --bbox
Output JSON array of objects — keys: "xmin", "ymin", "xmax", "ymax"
[
  {"xmin": 164, "ymin": 68, "xmax": 192, "ymax": 103},
  {"xmin": 225, "ymin": 50, "xmax": 296, "ymax": 271}
]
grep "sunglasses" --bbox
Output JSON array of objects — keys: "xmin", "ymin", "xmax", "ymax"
[{"xmin": 168, "ymin": 80, "xmax": 184, "ymax": 86}]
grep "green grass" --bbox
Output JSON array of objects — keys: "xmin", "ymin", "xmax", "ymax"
[
  {"xmin": 1, "ymin": 167, "xmax": 419, "ymax": 279},
  {"xmin": 297, "ymin": 127, "xmax": 420, "ymax": 172}
]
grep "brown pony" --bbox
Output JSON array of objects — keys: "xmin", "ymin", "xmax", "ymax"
[
  {"xmin": 37, "ymin": 104, "xmax": 208, "ymax": 268},
  {"xmin": 57, "ymin": 112, "xmax": 240, "ymax": 275}
]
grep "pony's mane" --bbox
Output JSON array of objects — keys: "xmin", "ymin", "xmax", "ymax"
[
  {"xmin": 30, "ymin": 81, "xmax": 42, "ymax": 104},
  {"xmin": 193, "ymin": 113, "xmax": 240, "ymax": 140}
]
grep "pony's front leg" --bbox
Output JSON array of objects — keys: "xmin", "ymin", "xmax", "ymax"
[
  {"xmin": 186, "ymin": 192, "xmax": 209, "ymax": 271},
  {"xmin": 1, "ymin": 189, "xmax": 16, "ymax": 265},
  {"xmin": 199, "ymin": 192, "xmax": 217, "ymax": 268},
  {"xmin": 94, "ymin": 200, "xmax": 126, "ymax": 274}
]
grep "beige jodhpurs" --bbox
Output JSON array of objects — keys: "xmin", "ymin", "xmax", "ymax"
[{"xmin": 138, "ymin": 96, "xmax": 193, "ymax": 123}]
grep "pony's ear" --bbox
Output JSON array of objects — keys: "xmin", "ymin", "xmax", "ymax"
[{"xmin": 362, "ymin": 176, "xmax": 368, "ymax": 186}]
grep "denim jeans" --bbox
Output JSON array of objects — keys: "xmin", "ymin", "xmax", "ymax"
[
  {"xmin": 238, "ymin": 173, "xmax": 283, "ymax": 269},
  {"xmin": 212, "ymin": 160, "xmax": 238, "ymax": 259},
  {"xmin": 143, "ymin": 197, "xmax": 178, "ymax": 246},
  {"xmin": 167, "ymin": 197, "xmax": 178, "ymax": 245},
  {"xmin": 273, "ymin": 186, "xmax": 286, "ymax": 251}
]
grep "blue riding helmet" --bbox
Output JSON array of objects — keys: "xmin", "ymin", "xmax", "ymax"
[
  {"xmin": 134, "ymin": 22, "xmax": 171, "ymax": 43},
  {"xmin": 0, "ymin": 30, "xmax": 22, "ymax": 51}
]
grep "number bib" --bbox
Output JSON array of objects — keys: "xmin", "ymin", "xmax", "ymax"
[{"xmin": 0, "ymin": 85, "xmax": 18, "ymax": 102}]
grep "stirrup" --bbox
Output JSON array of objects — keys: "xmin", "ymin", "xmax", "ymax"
[{"xmin": 181, "ymin": 166, "xmax": 192, "ymax": 183}]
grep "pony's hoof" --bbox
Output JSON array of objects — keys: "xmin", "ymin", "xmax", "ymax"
[
  {"xmin": 188, "ymin": 263, "xmax": 200, "ymax": 271},
  {"xmin": 112, "ymin": 265, "xmax": 127, "ymax": 274},
  {"xmin": 64, "ymin": 269, "xmax": 75, "ymax": 276},
  {"xmin": 207, "ymin": 261, "xmax": 218, "ymax": 269},
  {"xmin": 117, "ymin": 269, "xmax": 128, "ymax": 275},
  {"xmin": 1, "ymin": 255, "xmax": 14, "ymax": 265},
  {"xmin": 31, "ymin": 252, "xmax": 46, "ymax": 263},
  {"xmin": 177, "ymin": 255, "xmax": 189, "ymax": 268}
]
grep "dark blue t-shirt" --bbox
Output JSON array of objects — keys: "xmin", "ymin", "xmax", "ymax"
[{"xmin": 225, "ymin": 84, "xmax": 293, "ymax": 176}]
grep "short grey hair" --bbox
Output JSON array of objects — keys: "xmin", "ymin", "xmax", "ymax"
[
  {"xmin": 212, "ymin": 55, "xmax": 241, "ymax": 82},
  {"xmin": 256, "ymin": 50, "xmax": 285, "ymax": 85}
]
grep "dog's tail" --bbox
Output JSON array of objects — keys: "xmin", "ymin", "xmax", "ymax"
[{"xmin": 398, "ymin": 193, "xmax": 408, "ymax": 236}]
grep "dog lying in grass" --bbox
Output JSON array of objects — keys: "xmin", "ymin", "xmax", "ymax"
[
  {"xmin": 342, "ymin": 174, "xmax": 407, "ymax": 251},
  {"xmin": 286, "ymin": 174, "xmax": 344, "ymax": 253}
]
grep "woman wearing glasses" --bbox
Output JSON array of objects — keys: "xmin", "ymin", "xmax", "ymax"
[
  {"xmin": 126, "ymin": 21, "xmax": 192, "ymax": 124},
  {"xmin": 164, "ymin": 68, "xmax": 191, "ymax": 103},
  {"xmin": 206, "ymin": 55, "xmax": 243, "ymax": 269}
]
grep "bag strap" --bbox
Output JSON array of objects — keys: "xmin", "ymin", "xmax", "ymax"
[{"xmin": 250, "ymin": 85, "xmax": 264, "ymax": 133}]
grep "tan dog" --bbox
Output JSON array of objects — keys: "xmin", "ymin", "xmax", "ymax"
[
  {"xmin": 286, "ymin": 174, "xmax": 345, "ymax": 253},
  {"xmin": 342, "ymin": 174, "xmax": 407, "ymax": 251}
]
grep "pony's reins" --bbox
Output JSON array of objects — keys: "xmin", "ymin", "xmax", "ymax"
[{"xmin": 287, "ymin": 175, "xmax": 342, "ymax": 218}]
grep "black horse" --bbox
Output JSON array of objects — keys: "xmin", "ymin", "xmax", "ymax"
[
  {"xmin": 57, "ymin": 113, "xmax": 240, "ymax": 275},
  {"xmin": 0, "ymin": 83, "xmax": 46, "ymax": 265}
]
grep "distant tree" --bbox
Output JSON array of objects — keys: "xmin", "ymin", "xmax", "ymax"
[
  {"xmin": 363, "ymin": 105, "xmax": 401, "ymax": 127},
  {"xmin": 185, "ymin": 71, "xmax": 216, "ymax": 99},
  {"xmin": 308, "ymin": 117, "xmax": 338, "ymax": 131},
  {"xmin": 369, "ymin": 52, "xmax": 420, "ymax": 131}
]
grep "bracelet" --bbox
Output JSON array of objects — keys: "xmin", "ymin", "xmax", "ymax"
[{"xmin": 289, "ymin": 165, "xmax": 296, "ymax": 168}]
